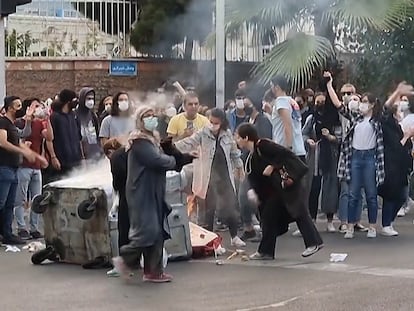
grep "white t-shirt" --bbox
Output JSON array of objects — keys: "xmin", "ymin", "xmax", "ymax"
[
  {"xmin": 271, "ymin": 96, "xmax": 306, "ymax": 156},
  {"xmin": 400, "ymin": 114, "xmax": 414, "ymax": 132},
  {"xmin": 99, "ymin": 115, "xmax": 135, "ymax": 138},
  {"xmin": 352, "ymin": 116, "xmax": 376, "ymax": 150}
]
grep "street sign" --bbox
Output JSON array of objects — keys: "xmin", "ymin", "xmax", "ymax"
[{"xmin": 109, "ymin": 60, "xmax": 137, "ymax": 77}]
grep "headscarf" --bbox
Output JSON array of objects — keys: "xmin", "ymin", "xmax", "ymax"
[{"xmin": 125, "ymin": 105, "xmax": 159, "ymax": 151}]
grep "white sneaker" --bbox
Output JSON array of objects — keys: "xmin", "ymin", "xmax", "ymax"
[
  {"xmin": 231, "ymin": 236, "xmax": 246, "ymax": 247},
  {"xmin": 106, "ymin": 268, "xmax": 120, "ymax": 277},
  {"xmin": 344, "ymin": 228, "xmax": 354, "ymax": 239},
  {"xmin": 397, "ymin": 208, "xmax": 406, "ymax": 217},
  {"xmin": 367, "ymin": 227, "xmax": 377, "ymax": 238},
  {"xmin": 292, "ymin": 229, "xmax": 302, "ymax": 237},
  {"xmin": 327, "ymin": 222, "xmax": 336, "ymax": 233},
  {"xmin": 381, "ymin": 226, "xmax": 398, "ymax": 237}
]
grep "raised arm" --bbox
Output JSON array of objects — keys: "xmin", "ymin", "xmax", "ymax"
[
  {"xmin": 174, "ymin": 129, "xmax": 202, "ymax": 153},
  {"xmin": 385, "ymin": 82, "xmax": 414, "ymax": 109},
  {"xmin": 323, "ymin": 71, "xmax": 342, "ymax": 109}
]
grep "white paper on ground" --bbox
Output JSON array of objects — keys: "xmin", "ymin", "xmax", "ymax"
[{"xmin": 330, "ymin": 253, "xmax": 348, "ymax": 262}]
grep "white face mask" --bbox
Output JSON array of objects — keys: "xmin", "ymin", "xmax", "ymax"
[
  {"xmin": 348, "ymin": 100, "xmax": 360, "ymax": 112},
  {"xmin": 400, "ymin": 101, "xmax": 409, "ymax": 111},
  {"xmin": 165, "ymin": 106, "xmax": 177, "ymax": 118},
  {"xmin": 235, "ymin": 99, "xmax": 244, "ymax": 110},
  {"xmin": 34, "ymin": 107, "xmax": 46, "ymax": 119},
  {"xmin": 118, "ymin": 100, "xmax": 129, "ymax": 112},
  {"xmin": 105, "ymin": 104, "xmax": 111, "ymax": 113},
  {"xmin": 85, "ymin": 99, "xmax": 94, "ymax": 110},
  {"xmin": 359, "ymin": 102, "xmax": 371, "ymax": 115}
]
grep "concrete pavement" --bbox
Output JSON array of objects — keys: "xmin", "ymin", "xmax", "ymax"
[{"xmin": 2, "ymin": 212, "xmax": 414, "ymax": 311}]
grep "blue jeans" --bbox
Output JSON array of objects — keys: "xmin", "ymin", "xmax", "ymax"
[
  {"xmin": 14, "ymin": 168, "xmax": 42, "ymax": 232},
  {"xmin": 0, "ymin": 167, "xmax": 19, "ymax": 239},
  {"xmin": 338, "ymin": 181, "xmax": 363, "ymax": 223},
  {"xmin": 382, "ymin": 187, "xmax": 407, "ymax": 227},
  {"xmin": 348, "ymin": 149, "xmax": 378, "ymax": 224}
]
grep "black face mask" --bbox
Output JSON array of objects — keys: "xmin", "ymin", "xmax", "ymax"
[
  {"xmin": 15, "ymin": 108, "xmax": 25, "ymax": 119},
  {"xmin": 315, "ymin": 105, "xmax": 325, "ymax": 114},
  {"xmin": 245, "ymin": 106, "xmax": 253, "ymax": 116}
]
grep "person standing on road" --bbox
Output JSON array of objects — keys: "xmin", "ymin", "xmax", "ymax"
[
  {"xmin": 113, "ymin": 106, "xmax": 195, "ymax": 283},
  {"xmin": 0, "ymin": 96, "xmax": 44, "ymax": 245},
  {"xmin": 236, "ymin": 123, "xmax": 323, "ymax": 259}
]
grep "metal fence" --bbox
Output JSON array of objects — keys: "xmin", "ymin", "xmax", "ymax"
[{"xmin": 5, "ymin": 0, "xmax": 292, "ymax": 62}]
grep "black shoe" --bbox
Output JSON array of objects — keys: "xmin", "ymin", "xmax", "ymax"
[
  {"xmin": 3, "ymin": 235, "xmax": 26, "ymax": 245},
  {"xmin": 18, "ymin": 229, "xmax": 31, "ymax": 240},
  {"xmin": 30, "ymin": 231, "xmax": 43, "ymax": 239},
  {"xmin": 240, "ymin": 230, "xmax": 257, "ymax": 241},
  {"xmin": 354, "ymin": 223, "xmax": 369, "ymax": 232}
]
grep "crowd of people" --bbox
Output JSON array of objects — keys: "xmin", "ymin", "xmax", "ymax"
[{"xmin": 1, "ymin": 72, "xmax": 414, "ymax": 283}]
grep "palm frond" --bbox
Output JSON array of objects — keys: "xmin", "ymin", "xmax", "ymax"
[
  {"xmin": 324, "ymin": 0, "xmax": 414, "ymax": 30},
  {"xmin": 253, "ymin": 33, "xmax": 334, "ymax": 91}
]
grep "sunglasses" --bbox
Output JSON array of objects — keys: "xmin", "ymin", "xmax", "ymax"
[{"xmin": 341, "ymin": 92, "xmax": 352, "ymax": 96}]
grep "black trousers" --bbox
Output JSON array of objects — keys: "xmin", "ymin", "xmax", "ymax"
[
  {"xmin": 257, "ymin": 195, "xmax": 290, "ymax": 257},
  {"xmin": 309, "ymin": 175, "xmax": 322, "ymax": 220},
  {"xmin": 120, "ymin": 239, "xmax": 164, "ymax": 275},
  {"xmin": 117, "ymin": 194, "xmax": 130, "ymax": 250}
]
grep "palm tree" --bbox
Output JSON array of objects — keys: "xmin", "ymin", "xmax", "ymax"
[{"xmin": 225, "ymin": 0, "xmax": 414, "ymax": 90}]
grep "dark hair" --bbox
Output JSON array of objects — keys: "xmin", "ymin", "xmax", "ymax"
[
  {"xmin": 21, "ymin": 98, "xmax": 41, "ymax": 116},
  {"xmin": 111, "ymin": 92, "xmax": 129, "ymax": 116},
  {"xmin": 271, "ymin": 75, "xmax": 289, "ymax": 92},
  {"xmin": 234, "ymin": 88, "xmax": 246, "ymax": 98},
  {"xmin": 237, "ymin": 123, "xmax": 259, "ymax": 143},
  {"xmin": 4, "ymin": 96, "xmax": 20, "ymax": 111},
  {"xmin": 103, "ymin": 138, "xmax": 123, "ymax": 156},
  {"xmin": 246, "ymin": 86, "xmax": 265, "ymax": 112},
  {"xmin": 210, "ymin": 108, "xmax": 229, "ymax": 131},
  {"xmin": 263, "ymin": 88, "xmax": 275, "ymax": 103},
  {"xmin": 224, "ymin": 99, "xmax": 235, "ymax": 111},
  {"xmin": 314, "ymin": 92, "xmax": 326, "ymax": 100},
  {"xmin": 409, "ymin": 97, "xmax": 414, "ymax": 114},
  {"xmin": 294, "ymin": 93, "xmax": 306, "ymax": 103},
  {"xmin": 98, "ymin": 95, "xmax": 112, "ymax": 115},
  {"xmin": 362, "ymin": 92, "xmax": 382, "ymax": 120},
  {"xmin": 59, "ymin": 89, "xmax": 76, "ymax": 104}
]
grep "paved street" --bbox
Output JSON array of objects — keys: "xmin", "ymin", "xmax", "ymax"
[{"xmin": 2, "ymin": 212, "xmax": 414, "ymax": 311}]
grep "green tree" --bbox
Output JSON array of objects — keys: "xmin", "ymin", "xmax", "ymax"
[
  {"xmin": 352, "ymin": 17, "xmax": 414, "ymax": 95},
  {"xmin": 225, "ymin": 0, "xmax": 414, "ymax": 90},
  {"xmin": 130, "ymin": 0, "xmax": 213, "ymax": 59}
]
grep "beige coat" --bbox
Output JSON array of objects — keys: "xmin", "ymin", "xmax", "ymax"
[{"xmin": 175, "ymin": 127, "xmax": 243, "ymax": 199}]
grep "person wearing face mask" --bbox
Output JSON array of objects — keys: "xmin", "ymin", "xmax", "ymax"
[
  {"xmin": 294, "ymin": 94, "xmax": 310, "ymax": 126},
  {"xmin": 0, "ymin": 96, "xmax": 43, "ymax": 245},
  {"xmin": 14, "ymin": 98, "xmax": 53, "ymax": 240},
  {"xmin": 112, "ymin": 106, "xmax": 195, "ymax": 283},
  {"xmin": 175, "ymin": 108, "xmax": 246, "ymax": 247},
  {"xmin": 377, "ymin": 84, "xmax": 414, "ymax": 236},
  {"xmin": 227, "ymin": 88, "xmax": 251, "ymax": 133},
  {"xmin": 75, "ymin": 88, "xmax": 102, "ymax": 160},
  {"xmin": 99, "ymin": 92, "xmax": 135, "ymax": 146},
  {"xmin": 302, "ymin": 92, "xmax": 342, "ymax": 233},
  {"xmin": 48, "ymin": 89, "xmax": 84, "ymax": 181},
  {"xmin": 97, "ymin": 95, "xmax": 113, "ymax": 125},
  {"xmin": 325, "ymin": 72, "xmax": 384, "ymax": 239}
]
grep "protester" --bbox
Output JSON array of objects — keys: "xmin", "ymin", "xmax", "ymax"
[
  {"xmin": 239, "ymin": 87, "xmax": 272, "ymax": 241},
  {"xmin": 326, "ymin": 72, "xmax": 384, "ymax": 239},
  {"xmin": 103, "ymin": 138, "xmax": 129, "ymax": 277},
  {"xmin": 302, "ymin": 92, "xmax": 342, "ymax": 232},
  {"xmin": 175, "ymin": 108, "xmax": 246, "ymax": 247},
  {"xmin": 0, "ymin": 96, "xmax": 43, "ymax": 245},
  {"xmin": 236, "ymin": 123, "xmax": 323, "ymax": 258},
  {"xmin": 97, "ymin": 95, "xmax": 113, "ymax": 124},
  {"xmin": 112, "ymin": 105, "xmax": 194, "ymax": 283},
  {"xmin": 157, "ymin": 104, "xmax": 177, "ymax": 140},
  {"xmin": 295, "ymin": 93, "xmax": 312, "ymax": 126},
  {"xmin": 378, "ymin": 83, "xmax": 414, "ymax": 236},
  {"xmin": 48, "ymin": 89, "xmax": 83, "ymax": 181},
  {"xmin": 227, "ymin": 88, "xmax": 251, "ymax": 133},
  {"xmin": 76, "ymin": 87, "xmax": 102, "ymax": 160},
  {"xmin": 14, "ymin": 98, "xmax": 52, "ymax": 240},
  {"xmin": 99, "ymin": 92, "xmax": 135, "ymax": 146}
]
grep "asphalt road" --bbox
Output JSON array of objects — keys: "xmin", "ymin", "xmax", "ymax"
[{"xmin": 2, "ymin": 211, "xmax": 414, "ymax": 311}]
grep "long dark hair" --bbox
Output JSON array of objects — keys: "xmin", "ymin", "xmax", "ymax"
[
  {"xmin": 111, "ymin": 92, "xmax": 129, "ymax": 116},
  {"xmin": 98, "ymin": 95, "xmax": 112, "ymax": 115},
  {"xmin": 210, "ymin": 108, "xmax": 229, "ymax": 131},
  {"xmin": 362, "ymin": 92, "xmax": 382, "ymax": 120}
]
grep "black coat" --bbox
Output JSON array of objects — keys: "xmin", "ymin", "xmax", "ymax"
[{"xmin": 378, "ymin": 113, "xmax": 413, "ymax": 199}]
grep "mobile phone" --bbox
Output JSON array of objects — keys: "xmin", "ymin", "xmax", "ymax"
[{"xmin": 187, "ymin": 121, "xmax": 194, "ymax": 130}]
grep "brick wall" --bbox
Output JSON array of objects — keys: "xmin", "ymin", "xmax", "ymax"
[{"xmin": 6, "ymin": 59, "xmax": 254, "ymax": 106}]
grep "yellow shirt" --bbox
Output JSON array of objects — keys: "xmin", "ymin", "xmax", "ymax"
[{"xmin": 167, "ymin": 113, "xmax": 209, "ymax": 137}]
